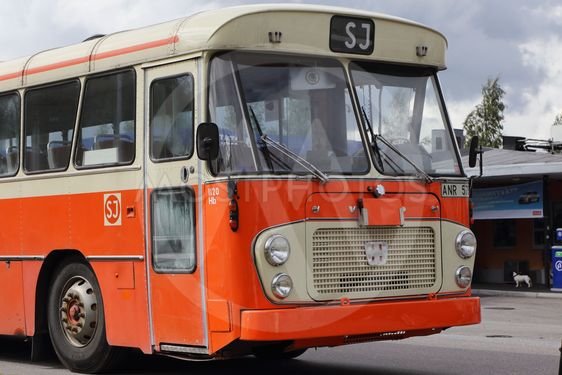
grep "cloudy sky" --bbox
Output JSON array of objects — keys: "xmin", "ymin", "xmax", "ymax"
[{"xmin": 1, "ymin": 0, "xmax": 561, "ymax": 139}]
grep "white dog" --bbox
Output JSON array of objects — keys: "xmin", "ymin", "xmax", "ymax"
[{"xmin": 512, "ymin": 272, "xmax": 532, "ymax": 288}]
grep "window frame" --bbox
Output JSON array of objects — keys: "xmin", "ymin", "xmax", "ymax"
[
  {"xmin": 150, "ymin": 187, "xmax": 197, "ymax": 274},
  {"xmin": 0, "ymin": 91, "xmax": 21, "ymax": 178},
  {"xmin": 23, "ymin": 79, "xmax": 81, "ymax": 175},
  {"xmin": 73, "ymin": 68, "xmax": 137, "ymax": 170},
  {"xmin": 532, "ymin": 218, "xmax": 545, "ymax": 249},
  {"xmin": 149, "ymin": 72, "xmax": 195, "ymax": 163}
]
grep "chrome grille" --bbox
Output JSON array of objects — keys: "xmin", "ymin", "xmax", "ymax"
[{"xmin": 311, "ymin": 227, "xmax": 436, "ymax": 296}]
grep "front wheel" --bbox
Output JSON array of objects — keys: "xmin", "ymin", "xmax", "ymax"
[{"xmin": 47, "ymin": 259, "xmax": 117, "ymax": 373}]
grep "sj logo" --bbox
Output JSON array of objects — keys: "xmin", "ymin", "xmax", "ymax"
[{"xmin": 104, "ymin": 193, "xmax": 122, "ymax": 226}]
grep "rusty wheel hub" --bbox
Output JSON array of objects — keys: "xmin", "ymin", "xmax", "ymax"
[{"xmin": 59, "ymin": 276, "xmax": 98, "ymax": 347}]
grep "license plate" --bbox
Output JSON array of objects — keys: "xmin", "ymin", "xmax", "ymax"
[
  {"xmin": 365, "ymin": 241, "xmax": 388, "ymax": 266},
  {"xmin": 441, "ymin": 183, "xmax": 469, "ymax": 198}
]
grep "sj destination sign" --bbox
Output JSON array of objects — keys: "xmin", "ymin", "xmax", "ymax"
[{"xmin": 330, "ymin": 16, "xmax": 375, "ymax": 55}]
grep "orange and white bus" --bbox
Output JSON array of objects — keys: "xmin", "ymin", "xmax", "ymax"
[{"xmin": 0, "ymin": 4, "xmax": 480, "ymax": 373}]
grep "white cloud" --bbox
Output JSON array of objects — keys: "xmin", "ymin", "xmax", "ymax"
[
  {"xmin": 1, "ymin": 0, "xmax": 562, "ymax": 143},
  {"xmin": 446, "ymin": 98, "xmax": 480, "ymax": 132},
  {"xmin": 0, "ymin": 0, "xmax": 221, "ymax": 60},
  {"xmin": 505, "ymin": 36, "xmax": 562, "ymax": 138}
]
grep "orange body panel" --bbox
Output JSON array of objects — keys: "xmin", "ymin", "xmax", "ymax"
[
  {"xmin": 22, "ymin": 261, "xmax": 42, "ymax": 336},
  {"xmin": 0, "ymin": 176, "xmax": 473, "ymax": 356},
  {"xmin": 0, "ymin": 261, "xmax": 26, "ymax": 335},
  {"xmin": 91, "ymin": 261, "xmax": 150, "ymax": 351},
  {"xmin": 0, "ymin": 188, "xmax": 151, "ymax": 352},
  {"xmin": 150, "ymin": 268, "xmax": 205, "ymax": 347},
  {"xmin": 203, "ymin": 178, "xmax": 472, "ymax": 353},
  {"xmin": 240, "ymin": 296, "xmax": 481, "ymax": 341}
]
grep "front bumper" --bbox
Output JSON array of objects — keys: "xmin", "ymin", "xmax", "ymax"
[{"xmin": 241, "ymin": 296, "xmax": 480, "ymax": 341}]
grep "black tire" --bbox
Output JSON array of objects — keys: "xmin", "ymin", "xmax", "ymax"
[
  {"xmin": 253, "ymin": 346, "xmax": 307, "ymax": 360},
  {"xmin": 47, "ymin": 259, "xmax": 117, "ymax": 373}
]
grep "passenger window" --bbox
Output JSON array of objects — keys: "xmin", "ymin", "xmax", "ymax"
[
  {"xmin": 76, "ymin": 70, "xmax": 135, "ymax": 167},
  {"xmin": 150, "ymin": 75, "xmax": 194, "ymax": 161},
  {"xmin": 24, "ymin": 81, "xmax": 79, "ymax": 173},
  {"xmin": 151, "ymin": 188, "xmax": 196, "ymax": 273},
  {"xmin": 0, "ymin": 93, "xmax": 20, "ymax": 177}
]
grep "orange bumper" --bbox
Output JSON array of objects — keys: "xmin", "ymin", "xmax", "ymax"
[{"xmin": 240, "ymin": 297, "xmax": 480, "ymax": 341}]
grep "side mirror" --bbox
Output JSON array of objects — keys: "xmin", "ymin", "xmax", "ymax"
[
  {"xmin": 196, "ymin": 122, "xmax": 219, "ymax": 161},
  {"xmin": 468, "ymin": 135, "xmax": 484, "ymax": 178},
  {"xmin": 468, "ymin": 136, "xmax": 479, "ymax": 168}
]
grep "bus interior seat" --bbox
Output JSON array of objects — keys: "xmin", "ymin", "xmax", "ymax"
[
  {"xmin": 5, "ymin": 146, "xmax": 18, "ymax": 174},
  {"xmin": 0, "ymin": 154, "xmax": 7, "ymax": 175},
  {"xmin": 94, "ymin": 134, "xmax": 134, "ymax": 163},
  {"xmin": 47, "ymin": 140, "xmax": 72, "ymax": 169},
  {"xmin": 25, "ymin": 147, "xmax": 49, "ymax": 172}
]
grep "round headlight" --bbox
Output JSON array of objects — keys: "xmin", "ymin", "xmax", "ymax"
[
  {"xmin": 455, "ymin": 266, "xmax": 472, "ymax": 288},
  {"xmin": 271, "ymin": 273, "xmax": 293, "ymax": 299},
  {"xmin": 455, "ymin": 230, "xmax": 477, "ymax": 259},
  {"xmin": 264, "ymin": 235, "xmax": 290, "ymax": 266}
]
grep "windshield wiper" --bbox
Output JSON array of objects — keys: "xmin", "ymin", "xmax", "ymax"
[
  {"xmin": 375, "ymin": 134, "xmax": 434, "ymax": 184},
  {"xmin": 361, "ymin": 107, "xmax": 384, "ymax": 172},
  {"xmin": 261, "ymin": 135, "xmax": 329, "ymax": 184},
  {"xmin": 361, "ymin": 106, "xmax": 433, "ymax": 184}
]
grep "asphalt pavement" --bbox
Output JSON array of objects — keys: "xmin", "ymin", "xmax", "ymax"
[
  {"xmin": 0, "ymin": 294, "xmax": 560, "ymax": 374},
  {"xmin": 472, "ymin": 282, "xmax": 562, "ymax": 299}
]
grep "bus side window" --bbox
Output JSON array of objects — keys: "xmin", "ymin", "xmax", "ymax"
[
  {"xmin": 24, "ymin": 81, "xmax": 79, "ymax": 173},
  {"xmin": 75, "ymin": 70, "xmax": 135, "ymax": 168},
  {"xmin": 150, "ymin": 74, "xmax": 194, "ymax": 161},
  {"xmin": 0, "ymin": 93, "xmax": 20, "ymax": 177}
]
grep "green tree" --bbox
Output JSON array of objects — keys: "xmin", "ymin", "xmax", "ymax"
[
  {"xmin": 463, "ymin": 77, "xmax": 506, "ymax": 148},
  {"xmin": 553, "ymin": 112, "xmax": 562, "ymax": 126}
]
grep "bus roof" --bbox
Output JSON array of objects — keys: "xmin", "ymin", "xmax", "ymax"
[{"xmin": 0, "ymin": 4, "xmax": 447, "ymax": 91}]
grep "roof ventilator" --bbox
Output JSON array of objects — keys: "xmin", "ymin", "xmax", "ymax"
[{"xmin": 269, "ymin": 31, "xmax": 282, "ymax": 44}]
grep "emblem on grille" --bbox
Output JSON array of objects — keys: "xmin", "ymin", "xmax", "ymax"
[{"xmin": 365, "ymin": 241, "xmax": 388, "ymax": 266}]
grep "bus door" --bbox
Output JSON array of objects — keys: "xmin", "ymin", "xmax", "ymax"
[{"xmin": 144, "ymin": 59, "xmax": 206, "ymax": 350}]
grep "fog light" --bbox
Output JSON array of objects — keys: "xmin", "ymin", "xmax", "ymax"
[
  {"xmin": 455, "ymin": 266, "xmax": 472, "ymax": 288},
  {"xmin": 455, "ymin": 230, "xmax": 477, "ymax": 259},
  {"xmin": 271, "ymin": 273, "xmax": 293, "ymax": 299}
]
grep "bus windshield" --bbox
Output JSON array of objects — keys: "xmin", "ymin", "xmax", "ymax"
[
  {"xmin": 209, "ymin": 52, "xmax": 369, "ymax": 176},
  {"xmin": 351, "ymin": 62, "xmax": 462, "ymax": 177}
]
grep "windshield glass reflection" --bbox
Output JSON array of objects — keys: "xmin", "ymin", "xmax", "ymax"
[
  {"xmin": 351, "ymin": 62, "xmax": 462, "ymax": 177},
  {"xmin": 208, "ymin": 52, "xmax": 369, "ymax": 176}
]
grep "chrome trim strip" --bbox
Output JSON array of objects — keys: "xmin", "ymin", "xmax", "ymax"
[
  {"xmin": 86, "ymin": 255, "xmax": 144, "ymax": 261},
  {"xmin": 197, "ymin": 57, "xmax": 210, "ymax": 351},
  {"xmin": 0, "ymin": 256, "xmax": 45, "ymax": 261},
  {"xmin": 142, "ymin": 67, "xmax": 156, "ymax": 350},
  {"xmin": 160, "ymin": 344, "xmax": 208, "ymax": 355}
]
